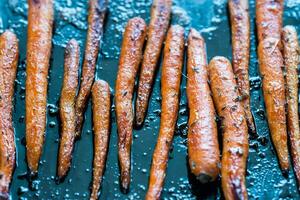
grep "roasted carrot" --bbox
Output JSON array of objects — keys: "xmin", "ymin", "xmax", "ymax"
[
  {"xmin": 75, "ymin": 0, "xmax": 108, "ymax": 138},
  {"xmin": 90, "ymin": 80, "xmax": 111, "ymax": 200},
  {"xmin": 0, "ymin": 31, "xmax": 18, "ymax": 199},
  {"xmin": 229, "ymin": 0, "xmax": 255, "ymax": 134},
  {"xmin": 208, "ymin": 56, "xmax": 249, "ymax": 200},
  {"xmin": 57, "ymin": 39, "xmax": 80, "ymax": 179},
  {"xmin": 186, "ymin": 29, "xmax": 220, "ymax": 183},
  {"xmin": 146, "ymin": 25, "xmax": 184, "ymax": 200},
  {"xmin": 256, "ymin": 0, "xmax": 283, "ymax": 44},
  {"xmin": 282, "ymin": 26, "xmax": 300, "ymax": 184},
  {"xmin": 26, "ymin": 0, "xmax": 54, "ymax": 174},
  {"xmin": 135, "ymin": 0, "xmax": 172, "ymax": 127},
  {"xmin": 256, "ymin": 0, "xmax": 289, "ymax": 171},
  {"xmin": 115, "ymin": 17, "xmax": 147, "ymax": 192}
]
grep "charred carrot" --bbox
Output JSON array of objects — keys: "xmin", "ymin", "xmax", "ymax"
[
  {"xmin": 135, "ymin": 0, "xmax": 172, "ymax": 126},
  {"xmin": 90, "ymin": 80, "xmax": 111, "ymax": 200},
  {"xmin": 256, "ymin": 0, "xmax": 289, "ymax": 171},
  {"xmin": 115, "ymin": 17, "xmax": 147, "ymax": 192},
  {"xmin": 229, "ymin": 0, "xmax": 255, "ymax": 134},
  {"xmin": 208, "ymin": 56, "xmax": 249, "ymax": 200},
  {"xmin": 0, "ymin": 31, "xmax": 18, "ymax": 199},
  {"xmin": 75, "ymin": 0, "xmax": 108, "ymax": 138},
  {"xmin": 186, "ymin": 28, "xmax": 220, "ymax": 183},
  {"xmin": 146, "ymin": 25, "xmax": 184, "ymax": 200},
  {"xmin": 26, "ymin": 0, "xmax": 54, "ymax": 174},
  {"xmin": 57, "ymin": 39, "xmax": 80, "ymax": 179},
  {"xmin": 282, "ymin": 26, "xmax": 300, "ymax": 184}
]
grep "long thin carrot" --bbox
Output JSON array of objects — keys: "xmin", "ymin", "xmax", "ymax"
[
  {"xmin": 256, "ymin": 0, "xmax": 289, "ymax": 171},
  {"xmin": 75, "ymin": 0, "xmax": 108, "ymax": 138},
  {"xmin": 208, "ymin": 56, "xmax": 249, "ymax": 200},
  {"xmin": 146, "ymin": 25, "xmax": 185, "ymax": 200},
  {"xmin": 90, "ymin": 80, "xmax": 111, "ymax": 200},
  {"xmin": 187, "ymin": 28, "xmax": 220, "ymax": 183},
  {"xmin": 115, "ymin": 17, "xmax": 147, "ymax": 192},
  {"xmin": 282, "ymin": 26, "xmax": 300, "ymax": 184},
  {"xmin": 26, "ymin": 0, "xmax": 54, "ymax": 174},
  {"xmin": 135, "ymin": 0, "xmax": 172, "ymax": 126},
  {"xmin": 0, "ymin": 30, "xmax": 18, "ymax": 199},
  {"xmin": 57, "ymin": 39, "xmax": 80, "ymax": 179},
  {"xmin": 229, "ymin": 0, "xmax": 255, "ymax": 134}
]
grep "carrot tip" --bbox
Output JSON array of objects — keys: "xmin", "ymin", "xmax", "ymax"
[{"xmin": 120, "ymin": 183, "xmax": 130, "ymax": 194}]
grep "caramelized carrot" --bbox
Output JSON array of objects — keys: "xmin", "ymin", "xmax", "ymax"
[
  {"xmin": 0, "ymin": 31, "xmax": 18, "ymax": 199},
  {"xmin": 57, "ymin": 39, "xmax": 80, "ymax": 179},
  {"xmin": 208, "ymin": 56, "xmax": 249, "ymax": 200},
  {"xmin": 146, "ymin": 25, "xmax": 185, "ymax": 200},
  {"xmin": 26, "ymin": 0, "xmax": 54, "ymax": 174},
  {"xmin": 256, "ymin": 0, "xmax": 289, "ymax": 171},
  {"xmin": 75, "ymin": 0, "xmax": 108, "ymax": 138},
  {"xmin": 187, "ymin": 29, "xmax": 220, "ymax": 183},
  {"xmin": 115, "ymin": 17, "xmax": 147, "ymax": 192},
  {"xmin": 90, "ymin": 80, "xmax": 111, "ymax": 200},
  {"xmin": 282, "ymin": 26, "xmax": 300, "ymax": 183},
  {"xmin": 135, "ymin": 0, "xmax": 172, "ymax": 126},
  {"xmin": 229, "ymin": 0, "xmax": 255, "ymax": 133}
]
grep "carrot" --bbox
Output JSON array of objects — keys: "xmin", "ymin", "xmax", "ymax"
[
  {"xmin": 0, "ymin": 31, "xmax": 18, "ymax": 199},
  {"xmin": 57, "ymin": 39, "xmax": 80, "ymax": 179},
  {"xmin": 229, "ymin": 0, "xmax": 255, "ymax": 134},
  {"xmin": 186, "ymin": 28, "xmax": 220, "ymax": 183},
  {"xmin": 135, "ymin": 0, "xmax": 172, "ymax": 127},
  {"xmin": 75, "ymin": 0, "xmax": 108, "ymax": 138},
  {"xmin": 115, "ymin": 17, "xmax": 147, "ymax": 192},
  {"xmin": 208, "ymin": 56, "xmax": 249, "ymax": 200},
  {"xmin": 90, "ymin": 80, "xmax": 111, "ymax": 200},
  {"xmin": 146, "ymin": 25, "xmax": 184, "ymax": 200},
  {"xmin": 26, "ymin": 0, "xmax": 54, "ymax": 174},
  {"xmin": 282, "ymin": 26, "xmax": 300, "ymax": 184},
  {"xmin": 256, "ymin": 0, "xmax": 289, "ymax": 171},
  {"xmin": 256, "ymin": 0, "xmax": 283, "ymax": 43}
]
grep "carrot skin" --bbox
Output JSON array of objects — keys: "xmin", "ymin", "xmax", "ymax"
[
  {"xmin": 135, "ymin": 0, "xmax": 172, "ymax": 126},
  {"xmin": 75, "ymin": 0, "xmax": 108, "ymax": 138},
  {"xmin": 115, "ymin": 17, "xmax": 147, "ymax": 192},
  {"xmin": 229, "ymin": 0, "xmax": 255, "ymax": 134},
  {"xmin": 26, "ymin": 0, "xmax": 54, "ymax": 174},
  {"xmin": 0, "ymin": 31, "xmax": 18, "ymax": 199},
  {"xmin": 57, "ymin": 39, "xmax": 80, "ymax": 179},
  {"xmin": 208, "ymin": 57, "xmax": 249, "ymax": 200},
  {"xmin": 282, "ymin": 26, "xmax": 300, "ymax": 184},
  {"xmin": 146, "ymin": 25, "xmax": 185, "ymax": 200},
  {"xmin": 186, "ymin": 29, "xmax": 220, "ymax": 183},
  {"xmin": 90, "ymin": 80, "xmax": 111, "ymax": 200},
  {"xmin": 256, "ymin": 0, "xmax": 289, "ymax": 171}
]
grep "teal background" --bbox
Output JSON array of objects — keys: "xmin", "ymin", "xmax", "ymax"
[{"xmin": 0, "ymin": 0, "xmax": 300, "ymax": 199}]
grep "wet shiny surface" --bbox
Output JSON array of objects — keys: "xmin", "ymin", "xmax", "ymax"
[{"xmin": 0, "ymin": 0, "xmax": 300, "ymax": 199}]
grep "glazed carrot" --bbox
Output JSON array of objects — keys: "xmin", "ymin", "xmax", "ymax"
[
  {"xmin": 208, "ymin": 57, "xmax": 249, "ymax": 200},
  {"xmin": 90, "ymin": 80, "xmax": 111, "ymax": 200},
  {"xmin": 0, "ymin": 31, "xmax": 18, "ymax": 199},
  {"xmin": 115, "ymin": 17, "xmax": 147, "ymax": 192},
  {"xmin": 229, "ymin": 0, "xmax": 255, "ymax": 134},
  {"xmin": 256, "ymin": 0, "xmax": 283, "ymax": 43},
  {"xmin": 186, "ymin": 29, "xmax": 220, "ymax": 183},
  {"xmin": 256, "ymin": 0, "xmax": 289, "ymax": 171},
  {"xmin": 282, "ymin": 26, "xmax": 300, "ymax": 184},
  {"xmin": 146, "ymin": 25, "xmax": 184, "ymax": 200},
  {"xmin": 26, "ymin": 0, "xmax": 53, "ymax": 174},
  {"xmin": 135, "ymin": 0, "xmax": 172, "ymax": 126},
  {"xmin": 57, "ymin": 39, "xmax": 80, "ymax": 179},
  {"xmin": 75, "ymin": 0, "xmax": 108, "ymax": 138}
]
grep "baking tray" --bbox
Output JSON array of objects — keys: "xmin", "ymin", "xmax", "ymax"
[{"xmin": 0, "ymin": 0, "xmax": 300, "ymax": 199}]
